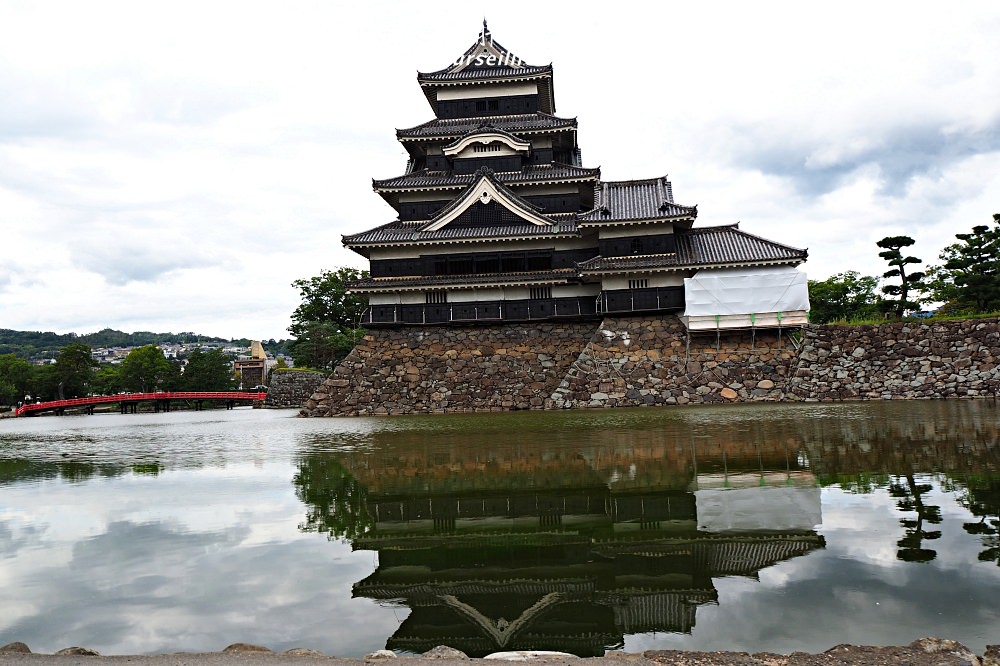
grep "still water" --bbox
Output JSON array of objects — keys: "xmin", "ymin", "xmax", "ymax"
[{"xmin": 1, "ymin": 402, "xmax": 999, "ymax": 657}]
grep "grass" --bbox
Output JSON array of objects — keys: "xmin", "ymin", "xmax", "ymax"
[{"xmin": 818, "ymin": 311, "xmax": 1000, "ymax": 326}]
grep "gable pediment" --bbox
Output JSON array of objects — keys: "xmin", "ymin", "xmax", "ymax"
[
  {"xmin": 422, "ymin": 171, "xmax": 552, "ymax": 232},
  {"xmin": 443, "ymin": 130, "xmax": 531, "ymax": 158}
]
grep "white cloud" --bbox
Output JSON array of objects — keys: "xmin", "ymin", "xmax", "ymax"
[{"xmin": 1, "ymin": 1, "xmax": 998, "ymax": 339}]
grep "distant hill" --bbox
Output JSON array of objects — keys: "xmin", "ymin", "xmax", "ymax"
[{"xmin": 0, "ymin": 328, "xmax": 290, "ymax": 361}]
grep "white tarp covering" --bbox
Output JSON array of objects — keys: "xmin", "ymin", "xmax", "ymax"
[
  {"xmin": 695, "ymin": 486, "xmax": 822, "ymax": 533},
  {"xmin": 682, "ymin": 266, "xmax": 810, "ymax": 330}
]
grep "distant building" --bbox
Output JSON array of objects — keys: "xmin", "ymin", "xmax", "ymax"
[
  {"xmin": 342, "ymin": 23, "xmax": 809, "ymax": 331},
  {"xmin": 233, "ymin": 340, "xmax": 268, "ymax": 388}
]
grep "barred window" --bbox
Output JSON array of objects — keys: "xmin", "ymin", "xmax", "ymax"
[
  {"xmin": 628, "ymin": 279, "xmax": 649, "ymax": 290},
  {"xmin": 530, "ymin": 286, "xmax": 552, "ymax": 300},
  {"xmin": 425, "ymin": 290, "xmax": 448, "ymax": 304}
]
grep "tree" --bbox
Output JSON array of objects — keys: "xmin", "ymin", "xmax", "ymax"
[
  {"xmin": 0, "ymin": 354, "xmax": 35, "ymax": 405},
  {"xmin": 294, "ymin": 453, "xmax": 373, "ymax": 541},
  {"xmin": 924, "ymin": 214, "xmax": 1000, "ymax": 314},
  {"xmin": 807, "ymin": 271, "xmax": 883, "ymax": 323},
  {"xmin": 53, "ymin": 342, "xmax": 98, "ymax": 399},
  {"xmin": 119, "ymin": 345, "xmax": 173, "ymax": 392},
  {"xmin": 877, "ymin": 236, "xmax": 925, "ymax": 318},
  {"xmin": 288, "ymin": 267, "xmax": 369, "ymax": 370},
  {"xmin": 183, "ymin": 348, "xmax": 235, "ymax": 391},
  {"xmin": 92, "ymin": 365, "xmax": 124, "ymax": 396}
]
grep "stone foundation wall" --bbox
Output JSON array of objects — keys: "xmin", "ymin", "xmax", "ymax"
[
  {"xmin": 786, "ymin": 318, "xmax": 1000, "ymax": 400},
  {"xmin": 264, "ymin": 370, "xmax": 327, "ymax": 408},
  {"xmin": 548, "ymin": 316, "xmax": 796, "ymax": 408},
  {"xmin": 300, "ymin": 322, "xmax": 600, "ymax": 416},
  {"xmin": 299, "ymin": 316, "xmax": 1000, "ymax": 416}
]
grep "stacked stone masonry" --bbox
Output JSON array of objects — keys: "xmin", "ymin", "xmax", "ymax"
[
  {"xmin": 301, "ymin": 323, "xmax": 597, "ymax": 416},
  {"xmin": 264, "ymin": 370, "xmax": 327, "ymax": 409},
  {"xmin": 789, "ymin": 318, "xmax": 1000, "ymax": 401},
  {"xmin": 299, "ymin": 316, "xmax": 1000, "ymax": 416}
]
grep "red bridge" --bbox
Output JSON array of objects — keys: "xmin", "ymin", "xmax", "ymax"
[{"xmin": 14, "ymin": 391, "xmax": 268, "ymax": 417}]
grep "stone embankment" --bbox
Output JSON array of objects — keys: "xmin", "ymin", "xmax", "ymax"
[
  {"xmin": 301, "ymin": 322, "xmax": 596, "ymax": 416},
  {"xmin": 548, "ymin": 316, "xmax": 794, "ymax": 408},
  {"xmin": 264, "ymin": 370, "xmax": 327, "ymax": 408},
  {"xmin": 299, "ymin": 316, "xmax": 1000, "ymax": 416},
  {"xmin": 788, "ymin": 318, "xmax": 1000, "ymax": 400}
]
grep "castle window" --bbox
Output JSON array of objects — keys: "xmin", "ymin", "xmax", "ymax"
[
  {"xmin": 426, "ymin": 290, "xmax": 448, "ymax": 304},
  {"xmin": 473, "ymin": 142, "xmax": 502, "ymax": 153},
  {"xmin": 630, "ymin": 238, "xmax": 644, "ymax": 254},
  {"xmin": 530, "ymin": 286, "xmax": 552, "ymax": 300},
  {"xmin": 628, "ymin": 279, "xmax": 649, "ymax": 290}
]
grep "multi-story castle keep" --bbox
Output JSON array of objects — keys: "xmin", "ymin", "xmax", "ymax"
[
  {"xmin": 343, "ymin": 23, "xmax": 809, "ymax": 331},
  {"xmin": 300, "ymin": 24, "xmax": 814, "ymax": 417}
]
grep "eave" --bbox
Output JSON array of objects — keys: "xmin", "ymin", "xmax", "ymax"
[
  {"xmin": 417, "ymin": 70, "xmax": 555, "ymax": 115},
  {"xmin": 577, "ymin": 213, "xmax": 697, "ymax": 229},
  {"xmin": 577, "ymin": 256, "xmax": 806, "ymax": 278},
  {"xmin": 348, "ymin": 269, "xmax": 579, "ymax": 293}
]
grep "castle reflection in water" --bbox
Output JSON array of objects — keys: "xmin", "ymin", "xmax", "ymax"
[{"xmin": 292, "ymin": 404, "xmax": 1000, "ymax": 657}]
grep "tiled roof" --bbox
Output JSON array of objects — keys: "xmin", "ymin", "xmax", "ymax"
[
  {"xmin": 428, "ymin": 168, "xmax": 542, "ymax": 219},
  {"xmin": 397, "ymin": 113, "xmax": 577, "ymax": 140},
  {"xmin": 343, "ymin": 219, "xmax": 579, "ymax": 247},
  {"xmin": 349, "ymin": 268, "xmax": 579, "ymax": 291},
  {"xmin": 578, "ymin": 177, "xmax": 696, "ymax": 223},
  {"xmin": 577, "ymin": 224, "xmax": 807, "ymax": 273},
  {"xmin": 349, "ymin": 170, "xmax": 580, "ymax": 251},
  {"xmin": 373, "ymin": 164, "xmax": 600, "ymax": 190},
  {"xmin": 418, "ymin": 63, "xmax": 552, "ymax": 82},
  {"xmin": 679, "ymin": 224, "xmax": 807, "ymax": 265},
  {"xmin": 576, "ymin": 254, "xmax": 680, "ymax": 272},
  {"xmin": 417, "ymin": 25, "xmax": 551, "ymax": 83}
]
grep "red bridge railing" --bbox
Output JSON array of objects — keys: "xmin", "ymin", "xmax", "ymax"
[{"xmin": 14, "ymin": 391, "xmax": 267, "ymax": 417}]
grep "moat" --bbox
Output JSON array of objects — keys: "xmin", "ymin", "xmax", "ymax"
[{"xmin": 1, "ymin": 401, "xmax": 999, "ymax": 657}]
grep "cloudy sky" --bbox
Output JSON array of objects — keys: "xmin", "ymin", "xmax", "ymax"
[{"xmin": 1, "ymin": 2, "xmax": 998, "ymax": 341}]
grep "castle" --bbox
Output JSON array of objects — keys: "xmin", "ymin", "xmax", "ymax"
[{"xmin": 342, "ymin": 22, "xmax": 809, "ymax": 332}]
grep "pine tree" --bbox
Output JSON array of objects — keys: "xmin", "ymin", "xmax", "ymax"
[{"xmin": 877, "ymin": 236, "xmax": 925, "ymax": 318}]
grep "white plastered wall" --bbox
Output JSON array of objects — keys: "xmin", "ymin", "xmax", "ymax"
[
  {"xmin": 437, "ymin": 82, "xmax": 537, "ymax": 100},
  {"xmin": 603, "ymin": 273, "xmax": 685, "ymax": 290}
]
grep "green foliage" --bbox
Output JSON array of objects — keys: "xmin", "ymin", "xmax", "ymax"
[
  {"xmin": 53, "ymin": 342, "xmax": 98, "ymax": 399},
  {"xmin": 119, "ymin": 345, "xmax": 174, "ymax": 392},
  {"xmin": 923, "ymin": 213, "xmax": 1000, "ymax": 314},
  {"xmin": 807, "ymin": 271, "xmax": 883, "ymax": 323},
  {"xmin": 92, "ymin": 365, "xmax": 124, "ymax": 396},
  {"xmin": 182, "ymin": 348, "xmax": 235, "ymax": 391},
  {"xmin": 0, "ymin": 354, "xmax": 35, "ymax": 405},
  {"xmin": 294, "ymin": 454, "xmax": 374, "ymax": 541},
  {"xmin": 0, "ymin": 328, "xmax": 293, "ymax": 364},
  {"xmin": 288, "ymin": 267, "xmax": 369, "ymax": 370},
  {"xmin": 877, "ymin": 236, "xmax": 926, "ymax": 318},
  {"xmin": 0, "ymin": 328, "xmax": 225, "ymax": 361}
]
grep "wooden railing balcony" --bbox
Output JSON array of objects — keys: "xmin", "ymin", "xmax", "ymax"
[{"xmin": 360, "ymin": 297, "xmax": 599, "ymax": 326}]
